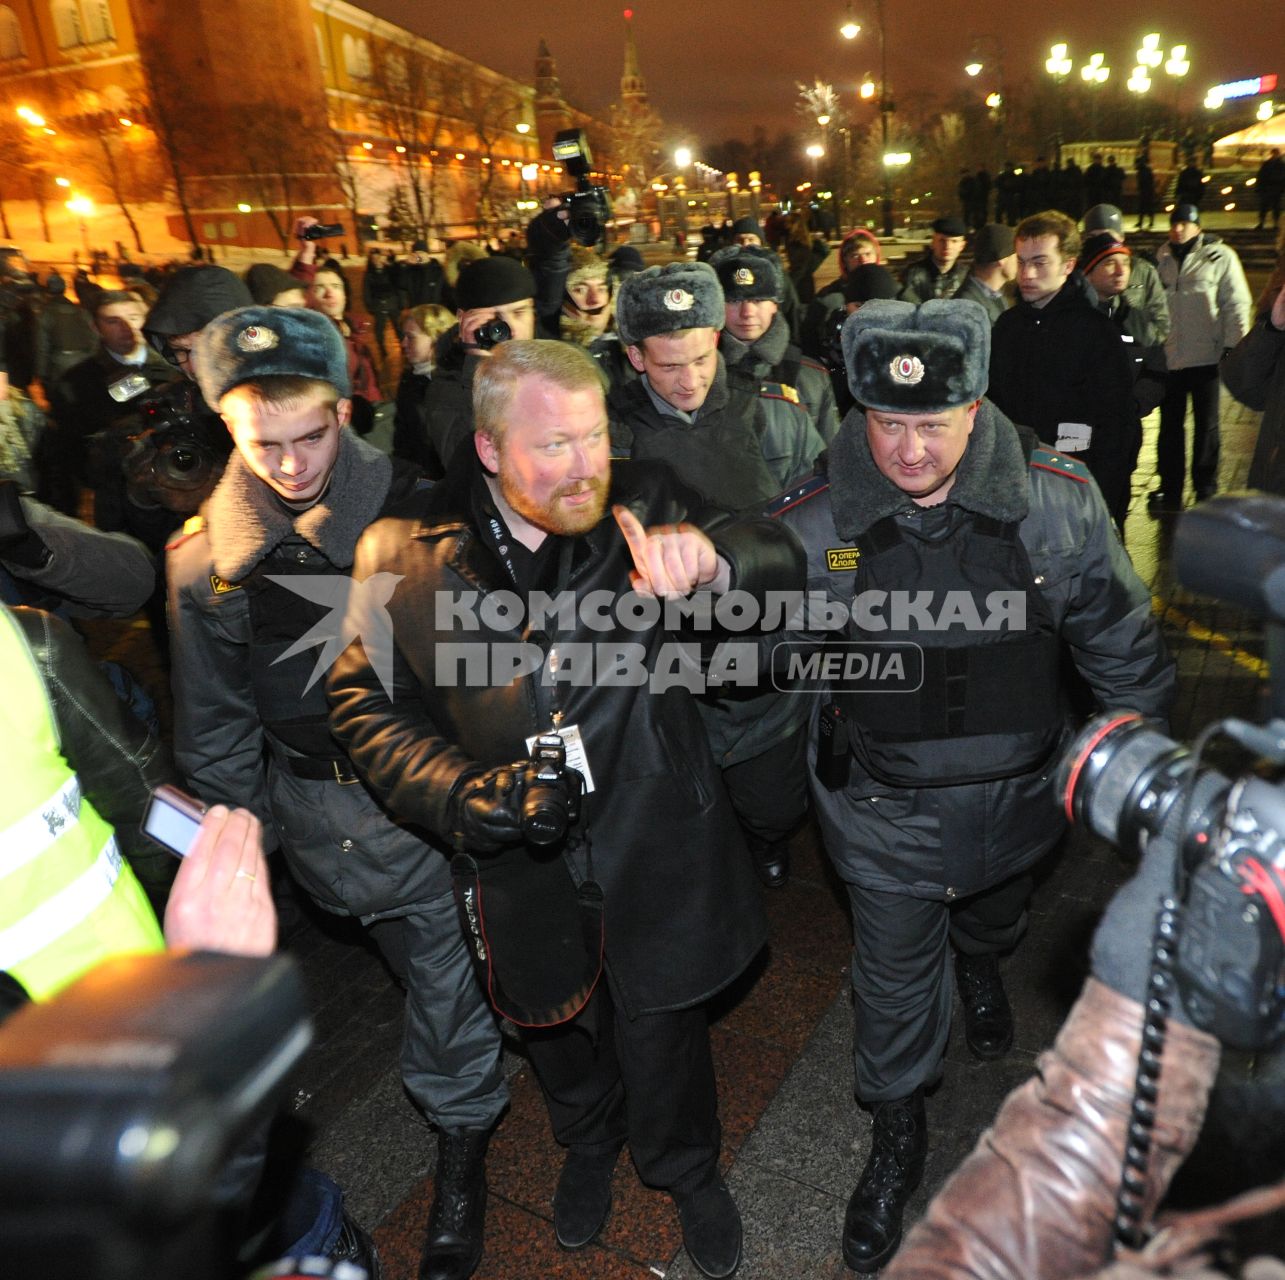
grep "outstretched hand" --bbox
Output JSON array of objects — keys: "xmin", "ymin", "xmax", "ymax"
[
  {"xmin": 613, "ymin": 504, "xmax": 731, "ymax": 598},
  {"xmin": 163, "ymin": 806, "xmax": 276, "ymax": 957}
]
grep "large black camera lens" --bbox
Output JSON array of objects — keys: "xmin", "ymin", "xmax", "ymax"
[
  {"xmin": 473, "ymin": 318, "xmax": 512, "ymax": 350},
  {"xmin": 152, "ymin": 433, "xmax": 216, "ymax": 490},
  {"xmin": 521, "ymin": 778, "xmax": 571, "ymax": 846},
  {"xmin": 1058, "ymin": 712, "xmax": 1228, "ymax": 859}
]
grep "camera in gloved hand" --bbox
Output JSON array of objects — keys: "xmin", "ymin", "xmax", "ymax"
[
  {"xmin": 451, "ymin": 733, "xmax": 585, "ymax": 853},
  {"xmin": 1058, "ymin": 494, "xmax": 1285, "ymax": 1053}
]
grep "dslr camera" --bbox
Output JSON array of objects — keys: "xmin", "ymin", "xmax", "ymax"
[
  {"xmin": 89, "ymin": 383, "xmax": 229, "ymax": 515},
  {"xmin": 552, "ymin": 128, "xmax": 613, "ymax": 248},
  {"xmin": 521, "ymin": 733, "xmax": 584, "ymax": 847},
  {"xmin": 1058, "ymin": 495, "xmax": 1285, "ymax": 1052}
]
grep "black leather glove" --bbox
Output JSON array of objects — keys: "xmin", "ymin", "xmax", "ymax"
[
  {"xmin": 0, "ymin": 479, "xmax": 51, "ymax": 569},
  {"xmin": 447, "ymin": 764, "xmax": 529, "ymax": 854}
]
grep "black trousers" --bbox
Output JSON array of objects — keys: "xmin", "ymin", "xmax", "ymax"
[
  {"xmin": 846, "ymin": 870, "xmax": 1033, "ymax": 1103},
  {"xmin": 1157, "ymin": 364, "xmax": 1221, "ymax": 499},
  {"xmin": 722, "ymin": 723, "xmax": 809, "ymax": 845},
  {"xmin": 521, "ymin": 973, "xmax": 721, "ymax": 1196}
]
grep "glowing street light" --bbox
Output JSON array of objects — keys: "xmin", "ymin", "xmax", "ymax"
[
  {"xmin": 1138, "ymin": 33, "xmax": 1163, "ymax": 69},
  {"xmin": 1045, "ymin": 43, "xmax": 1072, "ymax": 79},
  {"xmin": 839, "ymin": 4, "xmax": 860, "ymax": 40},
  {"xmin": 965, "ymin": 60, "xmax": 983, "ymax": 77},
  {"xmin": 65, "ymin": 194, "xmax": 93, "ymax": 216},
  {"xmin": 1260, "ymin": 99, "xmax": 1277, "ymax": 122},
  {"xmin": 515, "ymin": 121, "xmax": 531, "ymax": 134},
  {"xmin": 883, "ymin": 151, "xmax": 911, "ymax": 168},
  {"xmin": 674, "ymin": 146, "xmax": 692, "ymax": 169},
  {"xmin": 1128, "ymin": 65, "xmax": 1152, "ymax": 95},
  {"xmin": 236, "ymin": 202, "xmax": 252, "ymax": 213},
  {"xmin": 16, "ymin": 105, "xmax": 44, "ymax": 127},
  {"xmin": 1081, "ymin": 52, "xmax": 1109, "ymax": 84},
  {"xmin": 1166, "ymin": 44, "xmax": 1190, "ymax": 78},
  {"xmin": 806, "ymin": 143, "xmax": 825, "ymax": 158},
  {"xmin": 859, "ymin": 77, "xmax": 876, "ymax": 100},
  {"xmin": 985, "ymin": 92, "xmax": 1003, "ymax": 109},
  {"xmin": 54, "ymin": 176, "xmax": 70, "ymax": 188},
  {"xmin": 816, "ymin": 113, "xmax": 831, "ymax": 126}
]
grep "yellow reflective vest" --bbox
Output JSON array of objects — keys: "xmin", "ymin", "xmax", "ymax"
[{"xmin": 0, "ymin": 609, "xmax": 163, "ymax": 1001}]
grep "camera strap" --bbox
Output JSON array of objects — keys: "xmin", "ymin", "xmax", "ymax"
[{"xmin": 450, "ymin": 838, "xmax": 604, "ymax": 1029}]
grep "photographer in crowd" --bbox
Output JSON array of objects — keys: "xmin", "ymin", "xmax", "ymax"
[
  {"xmin": 765, "ymin": 298, "xmax": 1173, "ymax": 1272},
  {"xmin": 42, "ymin": 290, "xmax": 174, "ymax": 515},
  {"xmin": 168, "ymin": 305, "xmax": 504, "ymax": 1280},
  {"xmin": 328, "ymin": 338, "xmax": 804, "ymax": 1279},
  {"xmin": 421, "ymin": 254, "xmax": 537, "ymax": 476}
]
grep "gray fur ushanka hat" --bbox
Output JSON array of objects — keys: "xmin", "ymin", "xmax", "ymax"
[
  {"xmin": 708, "ymin": 244, "xmax": 785, "ymax": 303},
  {"xmin": 196, "ymin": 305, "xmax": 350, "ymax": 406},
  {"xmin": 841, "ymin": 298, "xmax": 990, "ymax": 414},
  {"xmin": 615, "ymin": 261, "xmax": 725, "ymax": 345}
]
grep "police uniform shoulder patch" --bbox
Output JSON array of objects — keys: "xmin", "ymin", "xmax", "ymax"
[
  {"xmin": 164, "ymin": 514, "xmax": 205, "ymax": 551},
  {"xmin": 760, "ymin": 381, "xmax": 801, "ymax": 404},
  {"xmin": 826, "ymin": 546, "xmax": 860, "ymax": 571},
  {"xmin": 765, "ymin": 472, "xmax": 830, "ymax": 518},
  {"xmin": 1030, "ymin": 446, "xmax": 1091, "ymax": 484},
  {"xmin": 209, "ymin": 572, "xmax": 242, "ymax": 594}
]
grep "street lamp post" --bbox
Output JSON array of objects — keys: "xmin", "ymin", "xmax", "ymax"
[
  {"xmin": 841, "ymin": 0, "xmax": 894, "ymax": 237},
  {"xmin": 964, "ymin": 35, "xmax": 1007, "ymax": 169},
  {"xmin": 1044, "ymin": 42, "xmax": 1073, "ymax": 166},
  {"xmin": 1080, "ymin": 52, "xmax": 1111, "ymax": 139}
]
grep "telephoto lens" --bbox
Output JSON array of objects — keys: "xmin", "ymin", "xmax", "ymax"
[{"xmin": 1058, "ymin": 711, "xmax": 1229, "ymax": 860}]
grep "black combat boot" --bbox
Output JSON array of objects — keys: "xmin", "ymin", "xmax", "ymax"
[
  {"xmin": 841, "ymin": 1089, "xmax": 927, "ymax": 1274},
  {"xmin": 954, "ymin": 951, "xmax": 1014, "ymax": 1061},
  {"xmin": 419, "ymin": 1127, "xmax": 490, "ymax": 1280}
]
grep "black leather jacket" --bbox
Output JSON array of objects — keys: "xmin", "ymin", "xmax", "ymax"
[
  {"xmin": 327, "ymin": 455, "xmax": 803, "ymax": 1016},
  {"xmin": 9, "ymin": 605, "xmax": 176, "ymax": 911}
]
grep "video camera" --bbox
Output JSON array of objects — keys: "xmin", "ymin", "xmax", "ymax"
[
  {"xmin": 0, "ymin": 951, "xmax": 312, "ymax": 1280},
  {"xmin": 551, "ymin": 128, "xmax": 613, "ymax": 248},
  {"xmin": 89, "ymin": 381, "xmax": 230, "ymax": 516},
  {"xmin": 1058, "ymin": 494, "xmax": 1285, "ymax": 1053}
]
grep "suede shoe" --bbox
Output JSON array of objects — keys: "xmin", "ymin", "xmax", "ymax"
[
  {"xmin": 674, "ymin": 1174, "xmax": 742, "ymax": 1278},
  {"xmin": 420, "ymin": 1128, "xmax": 489, "ymax": 1280},
  {"xmin": 842, "ymin": 1091, "xmax": 926, "ymax": 1273},
  {"xmin": 553, "ymin": 1148, "xmax": 619, "ymax": 1250},
  {"xmin": 954, "ymin": 952, "xmax": 1014, "ymax": 1061}
]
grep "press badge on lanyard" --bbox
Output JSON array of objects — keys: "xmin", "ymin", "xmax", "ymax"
[{"xmin": 526, "ymin": 646, "xmax": 597, "ymax": 793}]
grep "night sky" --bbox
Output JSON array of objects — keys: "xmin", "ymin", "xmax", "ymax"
[{"xmin": 361, "ymin": 0, "xmax": 1283, "ymax": 146}]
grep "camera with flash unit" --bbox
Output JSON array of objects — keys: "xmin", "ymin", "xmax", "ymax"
[{"xmin": 552, "ymin": 129, "xmax": 613, "ymax": 248}]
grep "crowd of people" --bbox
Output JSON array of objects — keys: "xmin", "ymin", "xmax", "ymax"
[{"xmin": 1, "ymin": 191, "xmax": 1284, "ymax": 1280}]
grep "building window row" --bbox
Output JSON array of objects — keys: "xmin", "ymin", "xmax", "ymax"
[{"xmin": 51, "ymin": 0, "xmax": 115, "ymax": 50}]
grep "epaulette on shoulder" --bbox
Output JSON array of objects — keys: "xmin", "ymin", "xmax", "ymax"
[
  {"xmin": 766, "ymin": 472, "xmax": 830, "ymax": 518},
  {"xmin": 1030, "ymin": 447, "xmax": 1091, "ymax": 483},
  {"xmin": 759, "ymin": 381, "xmax": 801, "ymax": 405},
  {"xmin": 799, "ymin": 355, "xmax": 829, "ymax": 375},
  {"xmin": 165, "ymin": 514, "xmax": 205, "ymax": 550}
]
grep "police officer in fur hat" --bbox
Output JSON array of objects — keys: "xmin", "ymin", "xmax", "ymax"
[
  {"xmin": 761, "ymin": 299, "xmax": 1173, "ymax": 1272},
  {"xmin": 167, "ymin": 306, "xmax": 507, "ymax": 1280},
  {"xmin": 613, "ymin": 261, "xmax": 826, "ymax": 889},
  {"xmin": 710, "ymin": 244, "xmax": 839, "ymax": 443}
]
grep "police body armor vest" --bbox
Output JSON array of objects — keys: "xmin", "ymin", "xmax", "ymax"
[
  {"xmin": 0, "ymin": 610, "xmax": 163, "ymax": 1001},
  {"xmin": 840, "ymin": 512, "xmax": 1063, "ymax": 787},
  {"xmin": 244, "ymin": 557, "xmax": 343, "ymax": 760}
]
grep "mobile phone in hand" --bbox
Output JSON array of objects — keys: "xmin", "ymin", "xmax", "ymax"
[{"xmin": 142, "ymin": 784, "xmax": 207, "ymax": 858}]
